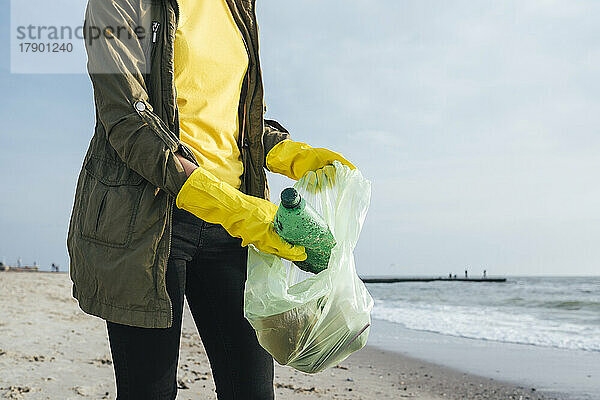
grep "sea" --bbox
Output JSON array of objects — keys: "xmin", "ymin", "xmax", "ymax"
[{"xmin": 366, "ymin": 276, "xmax": 600, "ymax": 353}]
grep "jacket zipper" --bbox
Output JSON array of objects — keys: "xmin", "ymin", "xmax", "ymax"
[
  {"xmin": 165, "ymin": 197, "xmax": 174, "ymax": 327},
  {"xmin": 162, "ymin": 0, "xmax": 183, "ymax": 328},
  {"xmin": 238, "ymin": 40, "xmax": 251, "ymax": 191},
  {"xmin": 162, "ymin": 4, "xmax": 174, "ymax": 328},
  {"xmin": 152, "ymin": 21, "xmax": 160, "ymax": 43},
  {"xmin": 145, "ymin": 21, "xmax": 161, "ymax": 97},
  {"xmin": 163, "ymin": 0, "xmax": 183, "ymax": 329},
  {"xmin": 152, "ymin": 3, "xmax": 173, "ymax": 329},
  {"xmin": 248, "ymin": 4, "xmax": 266, "ymax": 194}
]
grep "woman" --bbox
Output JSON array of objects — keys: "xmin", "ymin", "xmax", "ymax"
[{"xmin": 67, "ymin": 0, "xmax": 354, "ymax": 398}]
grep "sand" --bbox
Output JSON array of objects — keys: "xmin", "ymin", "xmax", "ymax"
[{"xmin": 0, "ymin": 272, "xmax": 562, "ymax": 400}]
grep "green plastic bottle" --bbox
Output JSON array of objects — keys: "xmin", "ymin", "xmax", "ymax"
[{"xmin": 274, "ymin": 188, "xmax": 336, "ymax": 274}]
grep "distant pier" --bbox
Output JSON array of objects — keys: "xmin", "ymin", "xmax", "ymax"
[
  {"xmin": 1, "ymin": 266, "xmax": 38, "ymax": 272},
  {"xmin": 360, "ymin": 277, "xmax": 507, "ymax": 283}
]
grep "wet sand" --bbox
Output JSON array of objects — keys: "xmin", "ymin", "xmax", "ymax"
[{"xmin": 0, "ymin": 272, "xmax": 564, "ymax": 399}]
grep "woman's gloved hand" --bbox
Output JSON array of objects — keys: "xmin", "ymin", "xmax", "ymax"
[
  {"xmin": 265, "ymin": 139, "xmax": 355, "ymax": 181},
  {"xmin": 303, "ymin": 164, "xmax": 339, "ymax": 192},
  {"xmin": 176, "ymin": 167, "xmax": 307, "ymax": 262}
]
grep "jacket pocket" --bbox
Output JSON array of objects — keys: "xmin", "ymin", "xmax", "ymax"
[{"xmin": 78, "ymin": 156, "xmax": 145, "ymax": 248}]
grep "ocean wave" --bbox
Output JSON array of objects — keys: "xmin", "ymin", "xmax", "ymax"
[
  {"xmin": 371, "ymin": 302, "xmax": 600, "ymax": 352},
  {"xmin": 536, "ymin": 300, "xmax": 600, "ymax": 311}
]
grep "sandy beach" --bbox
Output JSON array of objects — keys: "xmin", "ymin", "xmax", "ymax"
[{"xmin": 0, "ymin": 272, "xmax": 562, "ymax": 400}]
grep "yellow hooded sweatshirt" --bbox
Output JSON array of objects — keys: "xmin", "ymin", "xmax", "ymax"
[{"xmin": 174, "ymin": 0, "xmax": 249, "ymax": 189}]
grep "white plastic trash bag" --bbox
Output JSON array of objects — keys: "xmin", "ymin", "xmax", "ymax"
[{"xmin": 244, "ymin": 161, "xmax": 374, "ymax": 373}]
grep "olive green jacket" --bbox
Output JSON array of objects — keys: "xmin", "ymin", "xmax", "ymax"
[{"xmin": 67, "ymin": 0, "xmax": 291, "ymax": 328}]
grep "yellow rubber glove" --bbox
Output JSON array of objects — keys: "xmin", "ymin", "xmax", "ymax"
[
  {"xmin": 303, "ymin": 164, "xmax": 339, "ymax": 192},
  {"xmin": 265, "ymin": 140, "xmax": 355, "ymax": 181},
  {"xmin": 176, "ymin": 167, "xmax": 307, "ymax": 261}
]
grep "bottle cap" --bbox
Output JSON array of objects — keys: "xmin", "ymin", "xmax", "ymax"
[{"xmin": 281, "ymin": 187, "xmax": 301, "ymax": 209}]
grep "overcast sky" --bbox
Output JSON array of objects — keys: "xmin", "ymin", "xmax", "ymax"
[{"xmin": 1, "ymin": 0, "xmax": 599, "ymax": 276}]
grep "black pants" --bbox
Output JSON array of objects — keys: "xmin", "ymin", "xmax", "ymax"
[{"xmin": 106, "ymin": 206, "xmax": 274, "ymax": 400}]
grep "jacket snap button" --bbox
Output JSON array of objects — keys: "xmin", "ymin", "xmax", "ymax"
[{"xmin": 134, "ymin": 101, "xmax": 146, "ymax": 112}]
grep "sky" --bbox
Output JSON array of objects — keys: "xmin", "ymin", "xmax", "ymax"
[{"xmin": 1, "ymin": 0, "xmax": 599, "ymax": 276}]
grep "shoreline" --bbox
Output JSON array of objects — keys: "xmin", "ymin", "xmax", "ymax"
[
  {"xmin": 366, "ymin": 318, "xmax": 599, "ymax": 400},
  {"xmin": 0, "ymin": 271, "xmax": 583, "ymax": 399},
  {"xmin": 348, "ymin": 345, "xmax": 565, "ymax": 400}
]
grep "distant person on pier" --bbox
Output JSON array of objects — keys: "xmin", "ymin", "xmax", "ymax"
[
  {"xmin": 483, "ymin": 270, "xmax": 487, "ymax": 279},
  {"xmin": 465, "ymin": 270, "xmax": 468, "ymax": 279}
]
